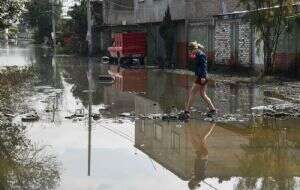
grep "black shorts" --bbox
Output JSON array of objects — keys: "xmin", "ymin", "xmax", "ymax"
[{"xmin": 195, "ymin": 77, "xmax": 208, "ymax": 86}]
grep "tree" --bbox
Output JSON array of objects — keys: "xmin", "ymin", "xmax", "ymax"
[
  {"xmin": 0, "ymin": 0, "xmax": 24, "ymax": 29},
  {"xmin": 68, "ymin": 0, "xmax": 88, "ymax": 45},
  {"xmin": 63, "ymin": 0, "xmax": 88, "ymax": 54},
  {"xmin": 240, "ymin": 0, "xmax": 297, "ymax": 75},
  {"xmin": 23, "ymin": 0, "xmax": 62, "ymax": 43},
  {"xmin": 159, "ymin": 6, "xmax": 176, "ymax": 67},
  {"xmin": 0, "ymin": 122, "xmax": 60, "ymax": 190}
]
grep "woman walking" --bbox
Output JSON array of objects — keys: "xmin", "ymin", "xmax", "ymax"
[{"xmin": 183, "ymin": 41, "xmax": 216, "ymax": 119}]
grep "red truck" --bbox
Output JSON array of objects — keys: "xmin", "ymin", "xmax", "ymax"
[{"xmin": 108, "ymin": 32, "xmax": 146, "ymax": 66}]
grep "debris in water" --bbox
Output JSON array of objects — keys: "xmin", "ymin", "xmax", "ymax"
[
  {"xmin": 98, "ymin": 75, "xmax": 114, "ymax": 84},
  {"xmin": 4, "ymin": 113, "xmax": 15, "ymax": 118},
  {"xmin": 99, "ymin": 105, "xmax": 111, "ymax": 111},
  {"xmin": 92, "ymin": 113, "xmax": 101, "ymax": 120},
  {"xmin": 75, "ymin": 109, "xmax": 85, "ymax": 117},
  {"xmin": 22, "ymin": 111, "xmax": 39, "ymax": 122},
  {"xmin": 65, "ymin": 109, "xmax": 85, "ymax": 119},
  {"xmin": 119, "ymin": 112, "xmax": 135, "ymax": 118}
]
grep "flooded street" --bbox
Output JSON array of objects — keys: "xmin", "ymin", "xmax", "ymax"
[{"xmin": 1, "ymin": 46, "xmax": 300, "ymax": 190}]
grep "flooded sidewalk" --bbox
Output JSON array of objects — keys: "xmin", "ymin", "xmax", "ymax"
[{"xmin": 1, "ymin": 47, "xmax": 300, "ymax": 190}]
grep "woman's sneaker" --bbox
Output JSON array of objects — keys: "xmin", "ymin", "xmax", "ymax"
[
  {"xmin": 179, "ymin": 110, "xmax": 190, "ymax": 122},
  {"xmin": 206, "ymin": 110, "xmax": 216, "ymax": 118}
]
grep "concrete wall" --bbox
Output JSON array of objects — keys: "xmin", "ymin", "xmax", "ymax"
[
  {"xmin": 186, "ymin": 0, "xmax": 221, "ymax": 19},
  {"xmin": 103, "ymin": 0, "xmax": 136, "ymax": 25},
  {"xmin": 188, "ymin": 19, "xmax": 215, "ymax": 63},
  {"xmin": 134, "ymin": 0, "xmax": 185, "ymax": 23},
  {"xmin": 274, "ymin": 23, "xmax": 300, "ymax": 75},
  {"xmin": 185, "ymin": 0, "xmax": 241, "ymax": 19},
  {"xmin": 104, "ymin": 0, "xmax": 242, "ymax": 25},
  {"xmin": 176, "ymin": 23, "xmax": 187, "ymax": 68}
]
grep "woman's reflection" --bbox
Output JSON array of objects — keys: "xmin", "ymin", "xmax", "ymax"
[{"xmin": 186, "ymin": 121, "xmax": 216, "ymax": 190}]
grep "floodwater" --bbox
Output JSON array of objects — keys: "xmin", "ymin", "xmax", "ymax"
[{"xmin": 1, "ymin": 46, "xmax": 300, "ymax": 190}]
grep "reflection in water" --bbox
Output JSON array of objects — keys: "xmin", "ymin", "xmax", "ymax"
[
  {"xmin": 186, "ymin": 122, "xmax": 215, "ymax": 190},
  {"xmin": 87, "ymin": 58, "xmax": 94, "ymax": 176},
  {"xmin": 109, "ymin": 65, "xmax": 147, "ymax": 93},
  {"xmin": 3, "ymin": 47, "xmax": 300, "ymax": 189},
  {"xmin": 234, "ymin": 118, "xmax": 299, "ymax": 190},
  {"xmin": 0, "ymin": 123, "xmax": 60, "ymax": 190},
  {"xmin": 135, "ymin": 117, "xmax": 300, "ymax": 190}
]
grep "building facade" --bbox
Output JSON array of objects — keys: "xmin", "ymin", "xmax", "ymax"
[{"xmin": 101, "ymin": 0, "xmax": 300, "ymax": 75}]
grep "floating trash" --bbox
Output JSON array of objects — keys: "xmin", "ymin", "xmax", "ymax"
[
  {"xmin": 146, "ymin": 113, "xmax": 162, "ymax": 120},
  {"xmin": 162, "ymin": 114, "xmax": 178, "ymax": 121},
  {"xmin": 82, "ymin": 90, "xmax": 96, "ymax": 93},
  {"xmin": 99, "ymin": 75, "xmax": 114, "ymax": 82},
  {"xmin": 65, "ymin": 109, "xmax": 85, "ymax": 119},
  {"xmin": 99, "ymin": 105, "xmax": 111, "ymax": 111},
  {"xmin": 22, "ymin": 111, "xmax": 39, "ymax": 122},
  {"xmin": 119, "ymin": 112, "xmax": 135, "ymax": 118},
  {"xmin": 4, "ymin": 113, "xmax": 15, "ymax": 118},
  {"xmin": 75, "ymin": 109, "xmax": 85, "ymax": 117},
  {"xmin": 92, "ymin": 113, "xmax": 101, "ymax": 120}
]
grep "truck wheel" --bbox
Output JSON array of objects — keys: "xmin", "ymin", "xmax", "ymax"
[
  {"xmin": 109, "ymin": 57, "xmax": 114, "ymax": 64},
  {"xmin": 139, "ymin": 57, "xmax": 145, "ymax": 65}
]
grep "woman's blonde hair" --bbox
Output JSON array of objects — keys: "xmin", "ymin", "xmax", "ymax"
[{"xmin": 188, "ymin": 41, "xmax": 205, "ymax": 50}]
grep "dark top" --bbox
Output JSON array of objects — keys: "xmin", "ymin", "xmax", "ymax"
[
  {"xmin": 194, "ymin": 151, "xmax": 208, "ymax": 180},
  {"xmin": 195, "ymin": 51, "xmax": 208, "ymax": 78}
]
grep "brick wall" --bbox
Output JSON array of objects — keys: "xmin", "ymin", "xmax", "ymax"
[
  {"xmin": 215, "ymin": 21, "xmax": 232, "ymax": 64},
  {"xmin": 238, "ymin": 22, "xmax": 251, "ymax": 65},
  {"xmin": 214, "ymin": 19, "xmax": 252, "ymax": 66}
]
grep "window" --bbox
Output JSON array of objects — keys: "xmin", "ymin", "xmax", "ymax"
[
  {"xmin": 171, "ymin": 131, "xmax": 180, "ymax": 152},
  {"xmin": 140, "ymin": 120, "xmax": 145, "ymax": 132},
  {"xmin": 154, "ymin": 123, "xmax": 162, "ymax": 141}
]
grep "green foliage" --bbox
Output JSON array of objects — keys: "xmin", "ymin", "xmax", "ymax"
[
  {"xmin": 0, "ymin": 66, "xmax": 60, "ymax": 189},
  {"xmin": 62, "ymin": 0, "xmax": 88, "ymax": 54},
  {"xmin": 68, "ymin": 0, "xmax": 87, "ymax": 42},
  {"xmin": 0, "ymin": 66, "xmax": 36, "ymax": 109},
  {"xmin": 239, "ymin": 0, "xmax": 297, "ymax": 75},
  {"xmin": 23, "ymin": 0, "xmax": 62, "ymax": 43},
  {"xmin": 0, "ymin": 122, "xmax": 61, "ymax": 190},
  {"xmin": 159, "ymin": 6, "xmax": 176, "ymax": 64},
  {"xmin": 0, "ymin": 0, "xmax": 24, "ymax": 29}
]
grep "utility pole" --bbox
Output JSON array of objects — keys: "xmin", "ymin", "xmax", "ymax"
[
  {"xmin": 87, "ymin": 0, "xmax": 93, "ymax": 174},
  {"xmin": 219, "ymin": 0, "xmax": 227, "ymax": 14},
  {"xmin": 87, "ymin": 0, "xmax": 93, "ymax": 56},
  {"xmin": 51, "ymin": 0, "xmax": 56, "ymax": 48}
]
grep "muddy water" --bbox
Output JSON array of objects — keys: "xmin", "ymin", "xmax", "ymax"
[{"xmin": 1, "ymin": 47, "xmax": 300, "ymax": 190}]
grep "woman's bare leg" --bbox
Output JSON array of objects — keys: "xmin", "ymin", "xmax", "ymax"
[
  {"xmin": 199, "ymin": 84, "xmax": 216, "ymax": 111},
  {"xmin": 185, "ymin": 83, "xmax": 200, "ymax": 111}
]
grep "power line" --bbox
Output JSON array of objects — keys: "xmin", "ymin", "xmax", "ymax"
[
  {"xmin": 107, "ymin": 0, "xmax": 164, "ymax": 11},
  {"xmin": 108, "ymin": 0, "xmax": 133, "ymax": 10},
  {"xmin": 203, "ymin": 180, "xmax": 220, "ymax": 190},
  {"xmin": 96, "ymin": 122, "xmax": 134, "ymax": 142}
]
